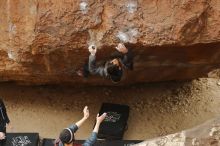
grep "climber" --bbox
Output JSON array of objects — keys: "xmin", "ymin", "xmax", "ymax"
[
  {"xmin": 55, "ymin": 106, "xmax": 106, "ymax": 146},
  {"xmin": 77, "ymin": 43, "xmax": 133, "ymax": 83},
  {"xmin": 0, "ymin": 98, "xmax": 11, "ymax": 146}
]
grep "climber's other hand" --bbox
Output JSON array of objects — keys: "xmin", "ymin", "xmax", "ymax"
[
  {"xmin": 88, "ymin": 45, "xmax": 97, "ymax": 55},
  {"xmin": 115, "ymin": 43, "xmax": 128, "ymax": 54}
]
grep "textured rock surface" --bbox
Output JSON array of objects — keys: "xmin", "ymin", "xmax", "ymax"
[
  {"xmin": 0, "ymin": 0, "xmax": 220, "ymax": 85},
  {"xmin": 134, "ymin": 117, "xmax": 220, "ymax": 146}
]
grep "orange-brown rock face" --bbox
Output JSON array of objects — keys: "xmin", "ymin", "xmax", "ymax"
[{"xmin": 0, "ymin": 0, "xmax": 220, "ymax": 85}]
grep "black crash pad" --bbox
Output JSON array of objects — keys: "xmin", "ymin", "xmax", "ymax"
[
  {"xmin": 5, "ymin": 133, "xmax": 39, "ymax": 146},
  {"xmin": 98, "ymin": 103, "xmax": 130, "ymax": 140}
]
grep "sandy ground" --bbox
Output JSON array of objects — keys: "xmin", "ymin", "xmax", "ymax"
[{"xmin": 1, "ymin": 77, "xmax": 220, "ymax": 140}]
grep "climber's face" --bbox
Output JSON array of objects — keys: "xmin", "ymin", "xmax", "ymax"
[{"xmin": 111, "ymin": 59, "xmax": 120, "ymax": 67}]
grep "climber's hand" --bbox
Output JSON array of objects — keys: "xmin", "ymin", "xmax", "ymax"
[
  {"xmin": 0, "ymin": 132, "xmax": 5, "ymax": 140},
  {"xmin": 88, "ymin": 45, "xmax": 97, "ymax": 55},
  {"xmin": 115, "ymin": 43, "xmax": 128, "ymax": 54}
]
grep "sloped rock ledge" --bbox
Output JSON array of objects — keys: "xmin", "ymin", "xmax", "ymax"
[
  {"xmin": 134, "ymin": 116, "xmax": 220, "ymax": 146},
  {"xmin": 0, "ymin": 42, "xmax": 220, "ymax": 85}
]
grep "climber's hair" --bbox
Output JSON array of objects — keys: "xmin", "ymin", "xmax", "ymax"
[
  {"xmin": 107, "ymin": 63, "xmax": 123, "ymax": 83},
  {"xmin": 107, "ymin": 63, "xmax": 119, "ymax": 74}
]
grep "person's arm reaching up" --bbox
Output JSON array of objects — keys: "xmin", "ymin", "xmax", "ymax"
[
  {"xmin": 83, "ymin": 113, "xmax": 107, "ymax": 146},
  {"xmin": 93, "ymin": 113, "xmax": 107, "ymax": 133},
  {"xmin": 75, "ymin": 106, "xmax": 90, "ymax": 128},
  {"xmin": 69, "ymin": 106, "xmax": 90, "ymax": 133}
]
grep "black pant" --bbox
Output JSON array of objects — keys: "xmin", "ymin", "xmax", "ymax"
[
  {"xmin": 0, "ymin": 125, "xmax": 6, "ymax": 146},
  {"xmin": 83, "ymin": 63, "xmax": 90, "ymax": 78}
]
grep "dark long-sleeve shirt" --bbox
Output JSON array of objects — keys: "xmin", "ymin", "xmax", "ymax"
[
  {"xmin": 88, "ymin": 54, "xmax": 108, "ymax": 78},
  {"xmin": 58, "ymin": 124, "xmax": 97, "ymax": 146},
  {"xmin": 0, "ymin": 99, "xmax": 10, "ymax": 127},
  {"xmin": 88, "ymin": 48, "xmax": 133, "ymax": 78}
]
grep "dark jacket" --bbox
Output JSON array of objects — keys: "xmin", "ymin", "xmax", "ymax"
[
  {"xmin": 0, "ymin": 99, "xmax": 10, "ymax": 132},
  {"xmin": 88, "ymin": 48, "xmax": 133, "ymax": 79}
]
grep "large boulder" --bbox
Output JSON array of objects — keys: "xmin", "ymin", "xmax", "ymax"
[
  {"xmin": 0, "ymin": 0, "xmax": 220, "ymax": 85},
  {"xmin": 134, "ymin": 117, "xmax": 220, "ymax": 146}
]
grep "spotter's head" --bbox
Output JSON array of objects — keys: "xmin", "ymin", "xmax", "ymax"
[{"xmin": 59, "ymin": 128, "xmax": 75, "ymax": 144}]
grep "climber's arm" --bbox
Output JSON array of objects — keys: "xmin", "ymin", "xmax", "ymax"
[
  {"xmin": 88, "ymin": 46, "xmax": 108, "ymax": 77},
  {"xmin": 115, "ymin": 43, "xmax": 133, "ymax": 70}
]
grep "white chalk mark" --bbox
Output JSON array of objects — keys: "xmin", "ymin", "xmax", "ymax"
[
  {"xmin": 80, "ymin": 2, "xmax": 87, "ymax": 10},
  {"xmin": 117, "ymin": 28, "xmax": 139, "ymax": 43},
  {"xmin": 127, "ymin": 1, "xmax": 137, "ymax": 13},
  {"xmin": 128, "ymin": 28, "xmax": 139, "ymax": 37},
  {"xmin": 7, "ymin": 50, "xmax": 15, "ymax": 60},
  {"xmin": 7, "ymin": 50, "xmax": 19, "ymax": 61},
  {"xmin": 88, "ymin": 29, "xmax": 101, "ymax": 49},
  {"xmin": 117, "ymin": 31, "xmax": 129, "ymax": 43},
  {"xmin": 9, "ymin": 23, "xmax": 16, "ymax": 34},
  {"xmin": 8, "ymin": 52, "xmax": 13, "ymax": 60},
  {"xmin": 80, "ymin": 1, "xmax": 88, "ymax": 14}
]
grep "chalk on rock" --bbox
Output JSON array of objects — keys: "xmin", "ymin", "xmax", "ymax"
[
  {"xmin": 80, "ymin": 1, "xmax": 88, "ymax": 14},
  {"xmin": 128, "ymin": 28, "xmax": 139, "ymax": 37},
  {"xmin": 8, "ymin": 52, "xmax": 13, "ymax": 59},
  {"xmin": 127, "ymin": 1, "xmax": 137, "ymax": 13},
  {"xmin": 8, "ymin": 51, "xmax": 16, "ymax": 61},
  {"xmin": 117, "ymin": 31, "xmax": 129, "ymax": 43},
  {"xmin": 117, "ymin": 28, "xmax": 139, "ymax": 43},
  {"xmin": 9, "ymin": 22, "xmax": 17, "ymax": 34}
]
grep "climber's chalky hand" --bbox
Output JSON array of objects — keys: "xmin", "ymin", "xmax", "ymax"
[
  {"xmin": 88, "ymin": 45, "xmax": 97, "ymax": 55},
  {"xmin": 115, "ymin": 43, "xmax": 128, "ymax": 54}
]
